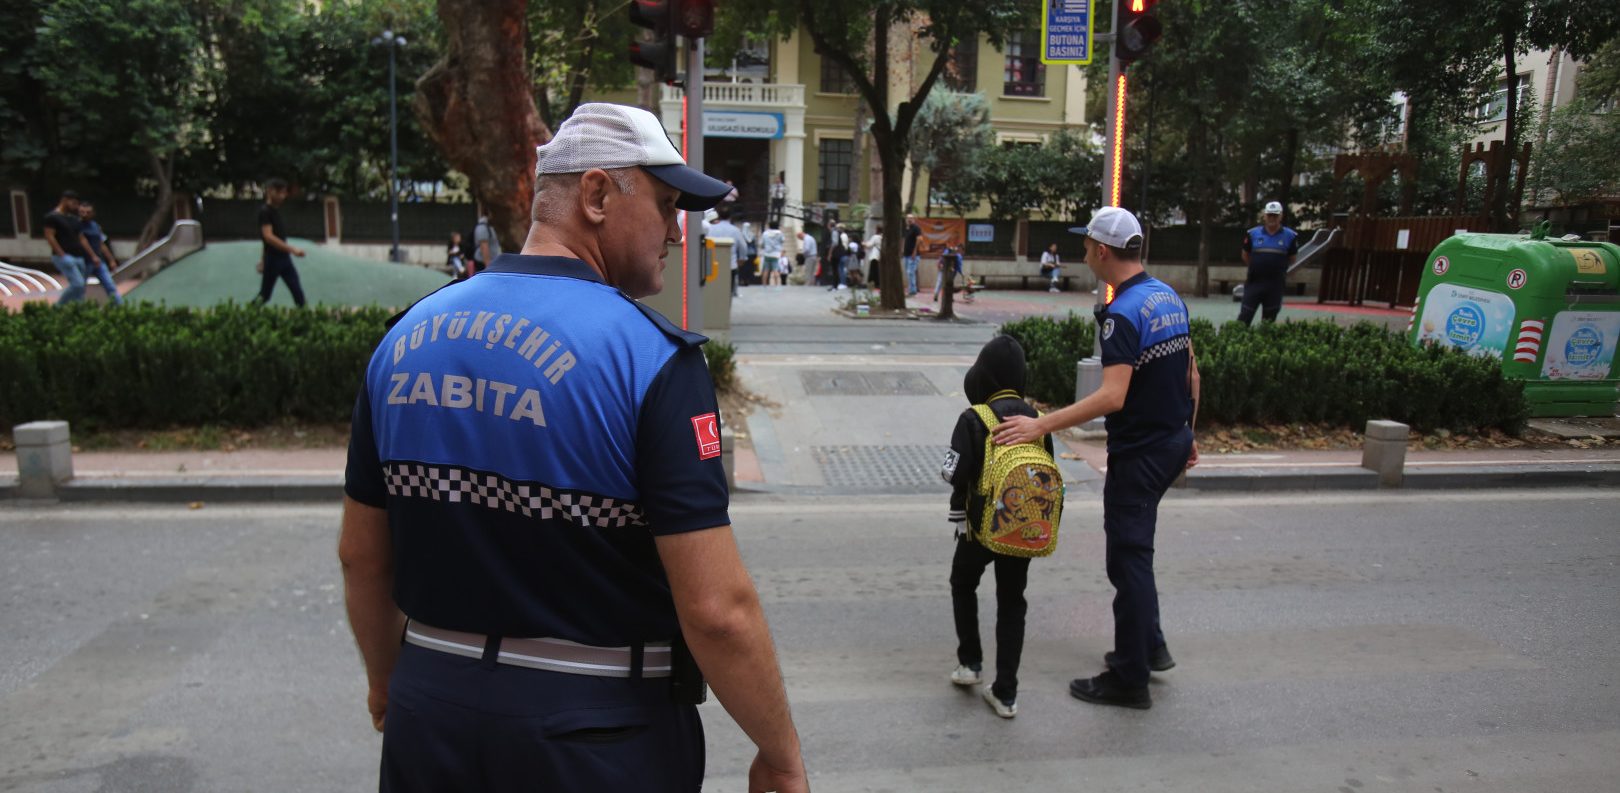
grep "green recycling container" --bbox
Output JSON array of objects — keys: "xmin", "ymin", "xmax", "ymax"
[{"xmin": 1408, "ymin": 230, "xmax": 1620, "ymax": 417}]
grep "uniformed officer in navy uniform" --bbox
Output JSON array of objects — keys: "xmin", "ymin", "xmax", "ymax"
[
  {"xmin": 993, "ymin": 206, "xmax": 1200, "ymax": 710},
  {"xmin": 1238, "ymin": 200, "xmax": 1300, "ymax": 324},
  {"xmin": 339, "ymin": 103, "xmax": 808, "ymax": 793}
]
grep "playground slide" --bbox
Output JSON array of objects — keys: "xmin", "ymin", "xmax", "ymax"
[{"xmin": 1232, "ymin": 227, "xmax": 1341, "ymax": 301}]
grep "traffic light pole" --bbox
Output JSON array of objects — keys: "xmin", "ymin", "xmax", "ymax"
[
  {"xmin": 684, "ymin": 36, "xmax": 705, "ymax": 332},
  {"xmin": 1076, "ymin": 15, "xmax": 1122, "ymax": 430}
]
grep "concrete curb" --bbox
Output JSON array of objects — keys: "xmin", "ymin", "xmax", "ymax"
[
  {"xmin": 0, "ymin": 476, "xmax": 347, "ymax": 503},
  {"xmin": 1181, "ymin": 463, "xmax": 1620, "ymax": 492},
  {"xmin": 4, "ymin": 464, "xmax": 1618, "ymax": 503}
]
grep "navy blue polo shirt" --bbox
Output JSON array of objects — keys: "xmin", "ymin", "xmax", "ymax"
[
  {"xmin": 1097, "ymin": 272, "xmax": 1194, "ymax": 455},
  {"xmin": 344, "ymin": 254, "xmax": 730, "ymax": 646},
  {"xmin": 1242, "ymin": 225, "xmax": 1299, "ymax": 277}
]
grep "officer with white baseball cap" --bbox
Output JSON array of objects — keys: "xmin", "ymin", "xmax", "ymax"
[
  {"xmin": 341, "ymin": 103, "xmax": 807, "ymax": 792},
  {"xmin": 1239, "ymin": 200, "xmax": 1300, "ymax": 324},
  {"xmin": 993, "ymin": 205, "xmax": 1200, "ymax": 710}
]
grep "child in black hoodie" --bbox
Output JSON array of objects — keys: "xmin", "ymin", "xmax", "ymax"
[{"xmin": 939, "ymin": 335, "xmax": 1054, "ymax": 718}]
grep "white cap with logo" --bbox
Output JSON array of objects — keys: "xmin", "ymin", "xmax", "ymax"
[
  {"xmin": 1069, "ymin": 206, "xmax": 1144, "ymax": 250},
  {"xmin": 534, "ymin": 103, "xmax": 731, "ymax": 211},
  {"xmin": 1263, "ymin": 200, "xmax": 1284, "ymax": 215}
]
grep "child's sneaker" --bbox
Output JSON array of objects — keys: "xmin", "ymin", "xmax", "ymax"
[
  {"xmin": 950, "ymin": 664, "xmax": 982, "ymax": 686},
  {"xmin": 981, "ymin": 686, "xmax": 1017, "ymax": 718}
]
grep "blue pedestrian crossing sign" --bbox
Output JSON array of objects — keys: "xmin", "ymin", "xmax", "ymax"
[{"xmin": 1041, "ymin": 0, "xmax": 1095, "ymax": 64}]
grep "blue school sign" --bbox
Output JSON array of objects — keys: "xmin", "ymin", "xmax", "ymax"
[{"xmin": 1041, "ymin": 0, "xmax": 1095, "ymax": 65}]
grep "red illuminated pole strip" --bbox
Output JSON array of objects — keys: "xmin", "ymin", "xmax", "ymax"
[
  {"xmin": 1111, "ymin": 73, "xmax": 1127, "ymax": 207},
  {"xmin": 1104, "ymin": 71, "xmax": 1128, "ymax": 304},
  {"xmin": 680, "ymin": 94, "xmax": 689, "ymax": 329}
]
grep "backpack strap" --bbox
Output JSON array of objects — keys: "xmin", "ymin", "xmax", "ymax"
[
  {"xmin": 970, "ymin": 404, "xmax": 998, "ymax": 432},
  {"xmin": 970, "ymin": 404, "xmax": 998, "ymax": 496}
]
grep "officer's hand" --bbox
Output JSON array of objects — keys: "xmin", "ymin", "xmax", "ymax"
[
  {"xmin": 992, "ymin": 415, "xmax": 1042, "ymax": 446},
  {"xmin": 1186, "ymin": 440, "xmax": 1200, "ymax": 470},
  {"xmin": 748, "ymin": 753, "xmax": 808, "ymax": 793},
  {"xmin": 291, "ymin": 246, "xmax": 307, "ymax": 258},
  {"xmin": 367, "ymin": 684, "xmax": 388, "ymax": 732}
]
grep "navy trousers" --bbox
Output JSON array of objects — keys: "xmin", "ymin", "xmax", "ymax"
[
  {"xmin": 1237, "ymin": 272, "xmax": 1284, "ymax": 324},
  {"xmin": 380, "ymin": 642, "xmax": 704, "ymax": 793},
  {"xmin": 1103, "ymin": 427, "xmax": 1193, "ymax": 688}
]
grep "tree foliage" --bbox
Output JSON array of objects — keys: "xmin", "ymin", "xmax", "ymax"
[
  {"xmin": 0, "ymin": 0, "xmax": 455, "ymax": 226},
  {"xmin": 907, "ymin": 87, "xmax": 991, "ymax": 213}
]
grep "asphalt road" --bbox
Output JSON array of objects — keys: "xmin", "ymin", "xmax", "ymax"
[{"xmin": 2, "ymin": 488, "xmax": 1617, "ymax": 792}]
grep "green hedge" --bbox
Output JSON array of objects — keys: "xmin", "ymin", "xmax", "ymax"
[
  {"xmin": 999, "ymin": 314, "xmax": 1527, "ymax": 433},
  {"xmin": 1, "ymin": 302, "xmax": 390, "ymax": 431},
  {"xmin": 1, "ymin": 303, "xmax": 744, "ymax": 431}
]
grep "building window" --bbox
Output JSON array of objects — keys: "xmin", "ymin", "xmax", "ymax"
[
  {"xmin": 945, "ymin": 37, "xmax": 978, "ymax": 93},
  {"xmin": 820, "ymin": 56, "xmax": 857, "ymax": 94},
  {"xmin": 1475, "ymin": 74, "xmax": 1532, "ymax": 123},
  {"xmin": 1003, "ymin": 30, "xmax": 1044, "ymax": 97},
  {"xmin": 818, "ymin": 139, "xmax": 853, "ymax": 203}
]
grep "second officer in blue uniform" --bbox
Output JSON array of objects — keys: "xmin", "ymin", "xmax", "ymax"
[
  {"xmin": 339, "ymin": 103, "xmax": 807, "ymax": 793},
  {"xmin": 1238, "ymin": 200, "xmax": 1299, "ymax": 325},
  {"xmin": 993, "ymin": 206, "xmax": 1201, "ymax": 710}
]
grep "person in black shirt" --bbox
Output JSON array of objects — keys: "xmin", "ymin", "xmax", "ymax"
[
  {"xmin": 903, "ymin": 214, "xmax": 923, "ymax": 296},
  {"xmin": 42, "ymin": 190, "xmax": 100, "ymax": 304},
  {"xmin": 253, "ymin": 178, "xmax": 307, "ymax": 307}
]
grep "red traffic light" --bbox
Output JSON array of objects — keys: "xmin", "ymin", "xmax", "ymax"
[
  {"xmin": 676, "ymin": 0, "xmax": 714, "ymax": 39},
  {"xmin": 628, "ymin": 1, "xmax": 678, "ymax": 83},
  {"xmin": 1116, "ymin": 0, "xmax": 1163, "ymax": 64}
]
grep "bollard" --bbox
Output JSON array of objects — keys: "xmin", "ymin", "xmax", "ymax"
[
  {"xmin": 1360, "ymin": 419, "xmax": 1409, "ymax": 487},
  {"xmin": 1074, "ymin": 358, "xmax": 1106, "ymax": 432},
  {"xmin": 720, "ymin": 426, "xmax": 736, "ymax": 493},
  {"xmin": 14, "ymin": 420, "xmax": 73, "ymax": 499}
]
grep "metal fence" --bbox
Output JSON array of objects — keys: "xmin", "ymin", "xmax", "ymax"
[{"xmin": 342, "ymin": 201, "xmax": 477, "ymax": 243}]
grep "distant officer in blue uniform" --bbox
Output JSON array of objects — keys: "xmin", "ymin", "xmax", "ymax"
[
  {"xmin": 993, "ymin": 206, "xmax": 1201, "ymax": 710},
  {"xmin": 339, "ymin": 103, "xmax": 807, "ymax": 793},
  {"xmin": 1238, "ymin": 200, "xmax": 1299, "ymax": 324}
]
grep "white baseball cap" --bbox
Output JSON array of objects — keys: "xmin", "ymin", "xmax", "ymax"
[
  {"xmin": 1069, "ymin": 206, "xmax": 1144, "ymax": 250},
  {"xmin": 1263, "ymin": 201, "xmax": 1283, "ymax": 215},
  {"xmin": 534, "ymin": 103, "xmax": 731, "ymax": 211}
]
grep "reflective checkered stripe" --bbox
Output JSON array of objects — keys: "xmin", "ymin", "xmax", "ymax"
[
  {"xmin": 385, "ymin": 462, "xmax": 646, "ymax": 529},
  {"xmin": 1137, "ymin": 335, "xmax": 1190, "ymax": 368}
]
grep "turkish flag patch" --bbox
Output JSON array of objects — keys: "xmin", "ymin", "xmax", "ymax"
[{"xmin": 691, "ymin": 413, "xmax": 721, "ymax": 460}]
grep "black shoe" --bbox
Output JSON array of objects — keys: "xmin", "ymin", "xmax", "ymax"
[
  {"xmin": 1069, "ymin": 670, "xmax": 1152, "ymax": 709},
  {"xmin": 1105, "ymin": 645, "xmax": 1176, "ymax": 673}
]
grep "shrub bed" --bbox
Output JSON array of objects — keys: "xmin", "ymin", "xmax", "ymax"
[
  {"xmin": 998, "ymin": 314, "xmax": 1526, "ymax": 434},
  {"xmin": 1, "ymin": 303, "xmax": 740, "ymax": 431}
]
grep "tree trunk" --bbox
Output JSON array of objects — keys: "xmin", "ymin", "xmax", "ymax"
[
  {"xmin": 137, "ymin": 149, "xmax": 175, "ymax": 252},
  {"xmin": 417, "ymin": 0, "xmax": 549, "ymax": 251},
  {"xmin": 879, "ymin": 139, "xmax": 907, "ymax": 310},
  {"xmin": 850, "ymin": 102, "xmax": 868, "ymax": 213},
  {"xmin": 1196, "ymin": 196, "xmax": 1212, "ymax": 299},
  {"xmin": 1491, "ymin": 26, "xmax": 1519, "ymax": 232},
  {"xmin": 1278, "ymin": 127, "xmax": 1299, "ymax": 225}
]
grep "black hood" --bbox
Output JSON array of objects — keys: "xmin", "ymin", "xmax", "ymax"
[{"xmin": 963, "ymin": 335, "xmax": 1027, "ymax": 404}]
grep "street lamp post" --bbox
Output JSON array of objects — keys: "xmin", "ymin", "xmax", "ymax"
[{"xmin": 372, "ymin": 29, "xmax": 407, "ymax": 263}]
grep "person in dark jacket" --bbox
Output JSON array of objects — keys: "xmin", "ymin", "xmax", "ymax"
[{"xmin": 939, "ymin": 335, "xmax": 1054, "ymax": 719}]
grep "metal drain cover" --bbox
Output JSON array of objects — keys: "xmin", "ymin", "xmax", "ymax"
[
  {"xmin": 801, "ymin": 370, "xmax": 939, "ymax": 396},
  {"xmin": 812, "ymin": 445, "xmax": 952, "ymax": 490}
]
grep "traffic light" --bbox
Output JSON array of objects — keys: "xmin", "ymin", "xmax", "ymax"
[
  {"xmin": 1115, "ymin": 0, "xmax": 1162, "ymax": 64},
  {"xmin": 674, "ymin": 0, "xmax": 714, "ymax": 39},
  {"xmin": 629, "ymin": 1, "xmax": 678, "ymax": 84}
]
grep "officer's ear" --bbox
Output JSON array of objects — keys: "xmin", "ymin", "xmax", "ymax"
[{"xmin": 578, "ymin": 169, "xmax": 613, "ymax": 226}]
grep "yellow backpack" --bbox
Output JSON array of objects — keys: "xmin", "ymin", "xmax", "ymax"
[{"xmin": 970, "ymin": 403, "xmax": 1063, "ymax": 558}]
